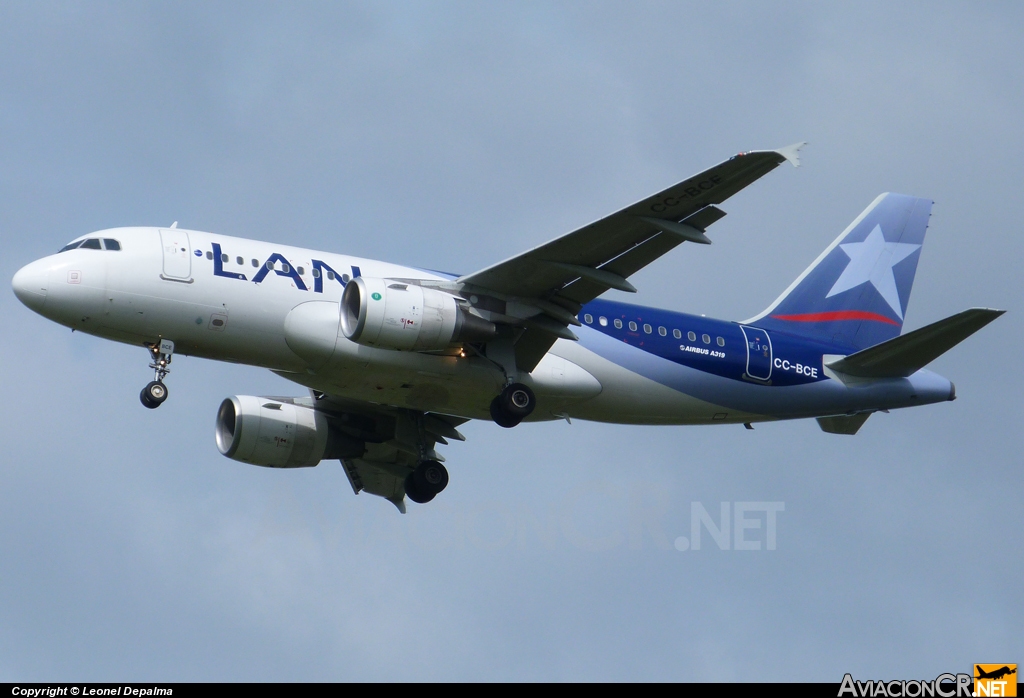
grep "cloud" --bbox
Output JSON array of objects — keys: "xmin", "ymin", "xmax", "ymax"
[{"xmin": 1, "ymin": 1, "xmax": 1021, "ymax": 681}]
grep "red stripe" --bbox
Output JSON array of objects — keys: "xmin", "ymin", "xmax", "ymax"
[{"xmin": 770, "ymin": 311, "xmax": 900, "ymax": 326}]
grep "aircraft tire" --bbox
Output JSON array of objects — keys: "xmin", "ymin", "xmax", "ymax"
[
  {"xmin": 142, "ymin": 380, "xmax": 169, "ymax": 407},
  {"xmin": 404, "ymin": 472, "xmax": 435, "ymax": 504},
  {"xmin": 490, "ymin": 383, "xmax": 535, "ymax": 427},
  {"xmin": 489, "ymin": 396, "xmax": 521, "ymax": 428},
  {"xmin": 414, "ymin": 460, "xmax": 449, "ymax": 495}
]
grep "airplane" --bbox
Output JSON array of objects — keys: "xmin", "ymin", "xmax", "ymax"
[
  {"xmin": 975, "ymin": 666, "xmax": 1016, "ymax": 681},
  {"xmin": 11, "ymin": 143, "xmax": 1004, "ymax": 512}
]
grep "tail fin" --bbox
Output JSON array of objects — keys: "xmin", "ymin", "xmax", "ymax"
[{"xmin": 746, "ymin": 193, "xmax": 932, "ymax": 350}]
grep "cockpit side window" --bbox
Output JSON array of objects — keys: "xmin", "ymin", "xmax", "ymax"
[
  {"xmin": 102, "ymin": 239, "xmax": 121, "ymax": 250},
  {"xmin": 58, "ymin": 240, "xmax": 84, "ymax": 253},
  {"xmin": 79, "ymin": 238, "xmax": 102, "ymax": 250}
]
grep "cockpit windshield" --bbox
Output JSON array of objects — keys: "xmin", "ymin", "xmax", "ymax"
[{"xmin": 58, "ymin": 238, "xmax": 121, "ymax": 253}]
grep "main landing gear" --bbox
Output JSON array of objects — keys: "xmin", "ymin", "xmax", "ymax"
[
  {"xmin": 140, "ymin": 339, "xmax": 174, "ymax": 409},
  {"xmin": 489, "ymin": 382, "xmax": 536, "ymax": 428},
  {"xmin": 404, "ymin": 459, "xmax": 449, "ymax": 504}
]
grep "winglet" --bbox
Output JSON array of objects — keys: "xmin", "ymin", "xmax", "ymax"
[{"xmin": 774, "ymin": 141, "xmax": 807, "ymax": 168}]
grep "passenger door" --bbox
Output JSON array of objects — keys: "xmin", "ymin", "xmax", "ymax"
[{"xmin": 160, "ymin": 229, "xmax": 192, "ymax": 281}]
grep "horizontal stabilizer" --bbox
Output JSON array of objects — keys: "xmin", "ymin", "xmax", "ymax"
[
  {"xmin": 817, "ymin": 413, "xmax": 871, "ymax": 435},
  {"xmin": 826, "ymin": 308, "xmax": 1004, "ymax": 378}
]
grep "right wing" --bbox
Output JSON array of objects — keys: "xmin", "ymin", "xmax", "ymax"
[
  {"xmin": 453, "ymin": 143, "xmax": 805, "ymax": 370},
  {"xmin": 458, "ymin": 142, "xmax": 805, "ymax": 304}
]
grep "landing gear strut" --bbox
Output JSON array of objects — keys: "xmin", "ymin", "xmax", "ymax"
[
  {"xmin": 404, "ymin": 459, "xmax": 449, "ymax": 504},
  {"xmin": 489, "ymin": 382, "xmax": 536, "ymax": 428},
  {"xmin": 140, "ymin": 339, "xmax": 174, "ymax": 409}
]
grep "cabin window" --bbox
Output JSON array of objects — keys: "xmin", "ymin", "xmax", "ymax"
[
  {"xmin": 673, "ymin": 329, "xmax": 682, "ymax": 339},
  {"xmin": 628, "ymin": 321, "xmax": 637, "ymax": 332},
  {"xmin": 281, "ymin": 264, "xmax": 290, "ymax": 273},
  {"xmin": 102, "ymin": 239, "xmax": 121, "ymax": 251},
  {"xmin": 251, "ymin": 259, "xmax": 258, "ymax": 267},
  {"xmin": 236, "ymin": 256, "xmax": 243, "ymax": 265},
  {"xmin": 207, "ymin": 251, "xmax": 214, "ymax": 260},
  {"xmin": 221, "ymin": 253, "xmax": 228, "ymax": 263},
  {"xmin": 717, "ymin": 336, "xmax": 725, "ymax": 347},
  {"xmin": 80, "ymin": 238, "xmax": 102, "ymax": 250},
  {"xmin": 643, "ymin": 324, "xmax": 652, "ymax": 334},
  {"xmin": 613, "ymin": 319, "xmax": 622, "ymax": 329},
  {"xmin": 702, "ymin": 333, "xmax": 711, "ymax": 344},
  {"xmin": 658, "ymin": 326, "xmax": 667, "ymax": 336},
  {"xmin": 312, "ymin": 268, "xmax": 321, "ymax": 278},
  {"xmin": 583, "ymin": 313, "xmax": 593, "ymax": 324},
  {"xmin": 327, "ymin": 271, "xmax": 335, "ymax": 280},
  {"xmin": 598, "ymin": 316, "xmax": 608, "ymax": 327},
  {"xmin": 342, "ymin": 273, "xmax": 351, "ymax": 283},
  {"xmin": 266, "ymin": 261, "xmax": 274, "ymax": 270},
  {"xmin": 297, "ymin": 266, "xmax": 305, "ymax": 275},
  {"xmin": 688, "ymin": 331, "xmax": 696, "ymax": 342}
]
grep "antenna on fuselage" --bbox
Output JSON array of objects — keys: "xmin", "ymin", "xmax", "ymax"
[{"xmin": 169, "ymin": 221, "xmax": 178, "ymax": 229}]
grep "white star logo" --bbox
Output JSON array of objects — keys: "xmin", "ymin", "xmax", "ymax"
[{"xmin": 825, "ymin": 225, "xmax": 920, "ymax": 319}]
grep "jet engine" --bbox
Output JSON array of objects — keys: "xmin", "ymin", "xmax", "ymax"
[
  {"xmin": 341, "ymin": 277, "xmax": 496, "ymax": 351},
  {"xmin": 215, "ymin": 395, "xmax": 364, "ymax": 468}
]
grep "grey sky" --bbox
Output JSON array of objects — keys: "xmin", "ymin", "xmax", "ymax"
[{"xmin": 1, "ymin": 1, "xmax": 1020, "ymax": 681}]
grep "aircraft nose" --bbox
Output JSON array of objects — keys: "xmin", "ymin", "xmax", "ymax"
[{"xmin": 12, "ymin": 260, "xmax": 49, "ymax": 313}]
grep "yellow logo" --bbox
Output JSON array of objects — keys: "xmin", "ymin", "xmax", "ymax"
[{"xmin": 975, "ymin": 665, "xmax": 1017, "ymax": 697}]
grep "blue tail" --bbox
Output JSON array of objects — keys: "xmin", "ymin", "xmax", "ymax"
[{"xmin": 746, "ymin": 193, "xmax": 932, "ymax": 351}]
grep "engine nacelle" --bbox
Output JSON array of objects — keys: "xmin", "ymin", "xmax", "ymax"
[
  {"xmin": 341, "ymin": 276, "xmax": 496, "ymax": 351},
  {"xmin": 215, "ymin": 396, "xmax": 363, "ymax": 468}
]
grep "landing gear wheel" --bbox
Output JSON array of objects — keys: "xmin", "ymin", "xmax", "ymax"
[
  {"xmin": 404, "ymin": 472, "xmax": 435, "ymax": 504},
  {"xmin": 490, "ymin": 397, "xmax": 519, "ymax": 428},
  {"xmin": 489, "ymin": 382, "xmax": 536, "ymax": 428},
  {"xmin": 404, "ymin": 460, "xmax": 449, "ymax": 504},
  {"xmin": 414, "ymin": 460, "xmax": 449, "ymax": 495},
  {"xmin": 140, "ymin": 381, "xmax": 168, "ymax": 409}
]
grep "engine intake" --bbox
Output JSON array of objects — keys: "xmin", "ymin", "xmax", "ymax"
[
  {"xmin": 216, "ymin": 396, "xmax": 364, "ymax": 468},
  {"xmin": 341, "ymin": 277, "xmax": 496, "ymax": 351}
]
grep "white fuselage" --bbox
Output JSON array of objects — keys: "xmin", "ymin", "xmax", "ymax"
[{"xmin": 15, "ymin": 227, "xmax": 728, "ymax": 424}]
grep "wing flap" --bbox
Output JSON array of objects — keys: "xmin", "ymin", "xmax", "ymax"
[
  {"xmin": 680, "ymin": 204, "xmax": 727, "ymax": 232},
  {"xmin": 342, "ymin": 457, "xmax": 408, "ymax": 513}
]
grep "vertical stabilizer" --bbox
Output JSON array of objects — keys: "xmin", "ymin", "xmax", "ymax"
[{"xmin": 745, "ymin": 193, "xmax": 932, "ymax": 350}]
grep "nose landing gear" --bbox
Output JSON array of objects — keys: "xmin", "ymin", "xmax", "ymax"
[
  {"xmin": 140, "ymin": 339, "xmax": 174, "ymax": 409},
  {"xmin": 489, "ymin": 382, "xmax": 536, "ymax": 428}
]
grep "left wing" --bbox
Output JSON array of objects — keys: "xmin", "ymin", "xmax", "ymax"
[
  {"xmin": 309, "ymin": 392, "xmax": 468, "ymax": 513},
  {"xmin": 454, "ymin": 143, "xmax": 804, "ymax": 370}
]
